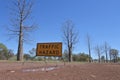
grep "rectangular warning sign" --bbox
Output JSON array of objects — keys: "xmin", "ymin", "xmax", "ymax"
[{"xmin": 36, "ymin": 42, "xmax": 62, "ymax": 57}]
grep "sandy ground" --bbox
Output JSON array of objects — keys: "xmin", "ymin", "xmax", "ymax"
[{"xmin": 0, "ymin": 62, "xmax": 120, "ymax": 80}]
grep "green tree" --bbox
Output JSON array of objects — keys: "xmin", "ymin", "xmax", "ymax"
[
  {"xmin": 109, "ymin": 49, "xmax": 119, "ymax": 63},
  {"xmin": 118, "ymin": 57, "xmax": 120, "ymax": 62},
  {"xmin": 78, "ymin": 53, "xmax": 90, "ymax": 62},
  {"xmin": 0, "ymin": 43, "xmax": 8, "ymax": 60},
  {"xmin": 6, "ymin": 49, "xmax": 14, "ymax": 60},
  {"xmin": 73, "ymin": 53, "xmax": 90, "ymax": 62},
  {"xmin": 29, "ymin": 48, "xmax": 36, "ymax": 60},
  {"xmin": 101, "ymin": 55, "xmax": 105, "ymax": 63},
  {"xmin": 24, "ymin": 53, "xmax": 31, "ymax": 60},
  {"xmin": 29, "ymin": 48, "xmax": 43, "ymax": 61},
  {"xmin": 72, "ymin": 54, "xmax": 78, "ymax": 61},
  {"xmin": 62, "ymin": 49, "xmax": 69, "ymax": 61}
]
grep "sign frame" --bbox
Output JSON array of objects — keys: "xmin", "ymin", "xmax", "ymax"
[{"xmin": 36, "ymin": 42, "xmax": 62, "ymax": 57}]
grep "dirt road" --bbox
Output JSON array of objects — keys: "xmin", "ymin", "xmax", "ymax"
[{"xmin": 0, "ymin": 62, "xmax": 120, "ymax": 80}]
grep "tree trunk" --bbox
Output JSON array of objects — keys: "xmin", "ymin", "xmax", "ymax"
[
  {"xmin": 98, "ymin": 54, "xmax": 100, "ymax": 63},
  {"xmin": 98, "ymin": 50, "xmax": 101, "ymax": 63},
  {"xmin": 109, "ymin": 53, "xmax": 111, "ymax": 62},
  {"xmin": 105, "ymin": 51, "xmax": 108, "ymax": 63},
  {"xmin": 88, "ymin": 48, "xmax": 91, "ymax": 63},
  {"xmin": 17, "ymin": 21, "xmax": 23, "ymax": 61},
  {"xmin": 68, "ymin": 48, "xmax": 71, "ymax": 62},
  {"xmin": 105, "ymin": 42, "xmax": 108, "ymax": 63},
  {"xmin": 87, "ymin": 34, "xmax": 91, "ymax": 63},
  {"xmin": 17, "ymin": 35, "xmax": 23, "ymax": 61},
  {"xmin": 68, "ymin": 47, "xmax": 72, "ymax": 62}
]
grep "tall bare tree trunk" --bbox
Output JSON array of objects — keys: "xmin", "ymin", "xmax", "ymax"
[
  {"xmin": 104, "ymin": 42, "xmax": 108, "ymax": 63},
  {"xmin": 95, "ymin": 45, "xmax": 101, "ymax": 63},
  {"xmin": 68, "ymin": 48, "xmax": 71, "ymax": 62},
  {"xmin": 87, "ymin": 34, "xmax": 91, "ymax": 63},
  {"xmin": 103, "ymin": 42, "xmax": 110, "ymax": 63},
  {"xmin": 68, "ymin": 47, "xmax": 72, "ymax": 62},
  {"xmin": 98, "ymin": 51, "xmax": 101, "ymax": 63},
  {"xmin": 109, "ymin": 52, "xmax": 111, "ymax": 62},
  {"xmin": 17, "ymin": 22, "xmax": 23, "ymax": 61}
]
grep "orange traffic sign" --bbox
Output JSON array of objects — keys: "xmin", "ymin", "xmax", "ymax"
[{"xmin": 36, "ymin": 42, "xmax": 62, "ymax": 57}]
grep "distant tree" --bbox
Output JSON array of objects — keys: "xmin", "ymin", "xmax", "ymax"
[
  {"xmin": 24, "ymin": 53, "xmax": 31, "ymax": 60},
  {"xmin": 72, "ymin": 54, "xmax": 78, "ymax": 61},
  {"xmin": 0, "ymin": 43, "xmax": 8, "ymax": 60},
  {"xmin": 62, "ymin": 20, "xmax": 79, "ymax": 62},
  {"xmin": 29, "ymin": 48, "xmax": 43, "ymax": 61},
  {"xmin": 109, "ymin": 49, "xmax": 112, "ymax": 62},
  {"xmin": 109, "ymin": 49, "xmax": 119, "ymax": 63},
  {"xmin": 94, "ymin": 45, "xmax": 103, "ymax": 63},
  {"xmin": 8, "ymin": 0, "xmax": 37, "ymax": 61},
  {"xmin": 86, "ymin": 34, "xmax": 92, "ymax": 63},
  {"xmin": 93, "ymin": 59, "xmax": 98, "ymax": 62},
  {"xmin": 118, "ymin": 57, "xmax": 120, "ymax": 61},
  {"xmin": 79, "ymin": 53, "xmax": 90, "ymax": 62},
  {"xmin": 62, "ymin": 49, "xmax": 69, "ymax": 61},
  {"xmin": 73, "ymin": 53, "xmax": 90, "ymax": 62},
  {"xmin": 6, "ymin": 49, "xmax": 14, "ymax": 60},
  {"xmin": 29, "ymin": 48, "xmax": 36, "ymax": 60},
  {"xmin": 101, "ymin": 55, "xmax": 105, "ymax": 63},
  {"xmin": 103, "ymin": 42, "xmax": 110, "ymax": 63}
]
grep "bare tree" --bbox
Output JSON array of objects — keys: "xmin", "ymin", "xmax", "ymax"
[
  {"xmin": 8, "ymin": 0, "xmax": 36, "ymax": 61},
  {"xmin": 62, "ymin": 20, "xmax": 78, "ymax": 62},
  {"xmin": 86, "ymin": 34, "xmax": 92, "ymax": 63},
  {"xmin": 103, "ymin": 42, "xmax": 110, "ymax": 63},
  {"xmin": 95, "ymin": 45, "xmax": 103, "ymax": 63}
]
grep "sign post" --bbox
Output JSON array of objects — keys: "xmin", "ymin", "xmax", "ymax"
[{"xmin": 36, "ymin": 42, "xmax": 62, "ymax": 72}]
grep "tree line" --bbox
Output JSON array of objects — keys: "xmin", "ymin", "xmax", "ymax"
[{"xmin": 0, "ymin": 42, "xmax": 119, "ymax": 63}]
